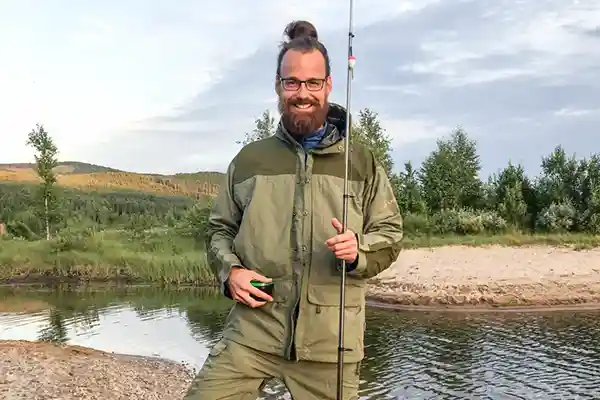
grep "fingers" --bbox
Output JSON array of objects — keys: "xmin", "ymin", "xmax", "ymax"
[
  {"xmin": 327, "ymin": 240, "xmax": 355, "ymax": 252},
  {"xmin": 228, "ymin": 270, "xmax": 274, "ymax": 308},
  {"xmin": 234, "ymin": 291, "xmax": 266, "ymax": 308},
  {"xmin": 249, "ymin": 271, "xmax": 272, "ymax": 283},
  {"xmin": 334, "ymin": 248, "xmax": 356, "ymax": 258},
  {"xmin": 331, "ymin": 217, "xmax": 344, "ymax": 233},
  {"xmin": 325, "ymin": 231, "xmax": 355, "ymax": 247},
  {"xmin": 324, "ymin": 224, "xmax": 357, "ymax": 262},
  {"xmin": 246, "ymin": 284, "xmax": 274, "ymax": 302}
]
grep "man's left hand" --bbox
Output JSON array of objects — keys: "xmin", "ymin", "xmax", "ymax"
[{"xmin": 325, "ymin": 218, "xmax": 358, "ymax": 263}]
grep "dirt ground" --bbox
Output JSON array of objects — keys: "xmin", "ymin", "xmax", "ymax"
[
  {"xmin": 0, "ymin": 340, "xmax": 194, "ymax": 400},
  {"xmin": 367, "ymin": 245, "xmax": 600, "ymax": 308}
]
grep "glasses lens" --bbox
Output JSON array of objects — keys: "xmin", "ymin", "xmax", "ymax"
[
  {"xmin": 306, "ymin": 80, "xmax": 323, "ymax": 91},
  {"xmin": 283, "ymin": 79, "xmax": 299, "ymax": 90}
]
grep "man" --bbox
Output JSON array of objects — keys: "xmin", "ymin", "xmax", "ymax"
[{"xmin": 184, "ymin": 20, "xmax": 403, "ymax": 400}]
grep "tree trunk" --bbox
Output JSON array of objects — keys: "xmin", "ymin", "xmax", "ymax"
[{"xmin": 45, "ymin": 196, "xmax": 50, "ymax": 240}]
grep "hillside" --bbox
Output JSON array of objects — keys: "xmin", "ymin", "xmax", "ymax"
[
  {"xmin": 0, "ymin": 161, "xmax": 122, "ymax": 174},
  {"xmin": 0, "ymin": 161, "xmax": 223, "ymax": 199}
]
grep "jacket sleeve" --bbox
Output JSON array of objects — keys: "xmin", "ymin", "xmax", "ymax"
[
  {"xmin": 204, "ymin": 160, "xmax": 244, "ymax": 298},
  {"xmin": 346, "ymin": 161, "xmax": 403, "ymax": 279}
]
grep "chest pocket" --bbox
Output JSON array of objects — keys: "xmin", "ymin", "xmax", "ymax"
[{"xmin": 232, "ymin": 175, "xmax": 296, "ymax": 279}]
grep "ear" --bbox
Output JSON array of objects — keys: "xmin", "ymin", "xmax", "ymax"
[
  {"xmin": 275, "ymin": 76, "xmax": 281, "ymax": 96},
  {"xmin": 326, "ymin": 76, "xmax": 332, "ymax": 95}
]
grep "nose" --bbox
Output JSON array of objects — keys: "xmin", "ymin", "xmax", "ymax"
[{"xmin": 297, "ymin": 81, "xmax": 311, "ymax": 96}]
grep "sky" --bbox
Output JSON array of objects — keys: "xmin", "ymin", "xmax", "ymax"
[{"xmin": 1, "ymin": 0, "xmax": 599, "ymax": 178}]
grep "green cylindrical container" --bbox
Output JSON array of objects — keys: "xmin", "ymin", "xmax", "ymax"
[{"xmin": 250, "ymin": 280, "xmax": 274, "ymax": 301}]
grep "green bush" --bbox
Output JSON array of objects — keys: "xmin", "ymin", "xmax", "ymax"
[
  {"xmin": 402, "ymin": 213, "xmax": 431, "ymax": 236},
  {"xmin": 402, "ymin": 209, "xmax": 508, "ymax": 237},
  {"xmin": 6, "ymin": 221, "xmax": 37, "ymax": 240},
  {"xmin": 535, "ymin": 201, "xmax": 577, "ymax": 233},
  {"xmin": 428, "ymin": 208, "xmax": 508, "ymax": 236}
]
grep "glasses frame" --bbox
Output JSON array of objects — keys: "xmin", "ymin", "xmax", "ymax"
[{"xmin": 278, "ymin": 75, "xmax": 328, "ymax": 92}]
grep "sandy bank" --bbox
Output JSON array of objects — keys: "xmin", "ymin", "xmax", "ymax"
[
  {"xmin": 0, "ymin": 340, "xmax": 193, "ymax": 399},
  {"xmin": 366, "ymin": 245, "xmax": 600, "ymax": 309}
]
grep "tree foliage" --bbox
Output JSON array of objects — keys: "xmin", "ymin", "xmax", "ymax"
[
  {"xmin": 419, "ymin": 128, "xmax": 482, "ymax": 212},
  {"xmin": 240, "ymin": 107, "xmax": 599, "ymax": 237},
  {"xmin": 239, "ymin": 110, "xmax": 276, "ymax": 146},
  {"xmin": 26, "ymin": 123, "xmax": 60, "ymax": 239},
  {"xmin": 0, "ymin": 182, "xmax": 196, "ymax": 240},
  {"xmin": 2, "ymin": 108, "xmax": 598, "ymax": 242},
  {"xmin": 352, "ymin": 108, "xmax": 395, "ymax": 177}
]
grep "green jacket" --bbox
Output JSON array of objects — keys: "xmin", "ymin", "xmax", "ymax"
[{"xmin": 205, "ymin": 103, "xmax": 403, "ymax": 364}]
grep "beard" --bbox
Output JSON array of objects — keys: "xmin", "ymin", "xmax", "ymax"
[{"xmin": 278, "ymin": 96, "xmax": 329, "ymax": 136}]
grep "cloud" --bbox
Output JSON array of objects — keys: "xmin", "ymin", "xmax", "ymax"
[
  {"xmin": 1, "ymin": 0, "xmax": 599, "ymax": 178},
  {"xmin": 554, "ymin": 107, "xmax": 600, "ymax": 117}
]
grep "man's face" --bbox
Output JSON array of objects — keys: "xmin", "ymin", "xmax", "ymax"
[{"xmin": 276, "ymin": 49, "xmax": 332, "ymax": 136}]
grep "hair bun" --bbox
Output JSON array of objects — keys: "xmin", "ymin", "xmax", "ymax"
[{"xmin": 284, "ymin": 20, "xmax": 318, "ymax": 41}]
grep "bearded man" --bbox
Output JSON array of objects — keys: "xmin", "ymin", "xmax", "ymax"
[{"xmin": 184, "ymin": 20, "xmax": 403, "ymax": 400}]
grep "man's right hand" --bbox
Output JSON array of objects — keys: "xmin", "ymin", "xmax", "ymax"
[{"xmin": 227, "ymin": 267, "xmax": 273, "ymax": 308}]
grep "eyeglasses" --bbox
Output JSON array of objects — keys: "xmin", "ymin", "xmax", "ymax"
[{"xmin": 278, "ymin": 76, "xmax": 327, "ymax": 92}]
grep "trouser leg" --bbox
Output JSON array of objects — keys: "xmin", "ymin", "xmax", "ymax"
[
  {"xmin": 282, "ymin": 361, "xmax": 361, "ymax": 400},
  {"xmin": 183, "ymin": 339, "xmax": 277, "ymax": 400}
]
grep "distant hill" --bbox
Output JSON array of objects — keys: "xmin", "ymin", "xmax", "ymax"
[
  {"xmin": 0, "ymin": 161, "xmax": 224, "ymax": 199},
  {"xmin": 0, "ymin": 161, "xmax": 122, "ymax": 174}
]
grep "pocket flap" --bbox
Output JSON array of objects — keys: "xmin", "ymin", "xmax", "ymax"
[
  {"xmin": 307, "ymin": 284, "xmax": 364, "ymax": 307},
  {"xmin": 209, "ymin": 339, "xmax": 228, "ymax": 357}
]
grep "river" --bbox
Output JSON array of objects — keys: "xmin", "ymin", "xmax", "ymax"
[{"xmin": 1, "ymin": 285, "xmax": 600, "ymax": 399}]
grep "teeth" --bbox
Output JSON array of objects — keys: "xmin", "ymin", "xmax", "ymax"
[{"xmin": 295, "ymin": 104, "xmax": 311, "ymax": 109}]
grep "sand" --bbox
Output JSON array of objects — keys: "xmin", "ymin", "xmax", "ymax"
[
  {"xmin": 366, "ymin": 245, "xmax": 600, "ymax": 309},
  {"xmin": 0, "ymin": 340, "xmax": 194, "ymax": 400}
]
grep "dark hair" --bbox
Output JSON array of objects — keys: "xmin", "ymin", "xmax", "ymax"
[{"xmin": 276, "ymin": 20, "xmax": 331, "ymax": 76}]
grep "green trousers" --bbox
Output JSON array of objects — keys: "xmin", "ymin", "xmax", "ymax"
[{"xmin": 183, "ymin": 338, "xmax": 360, "ymax": 400}]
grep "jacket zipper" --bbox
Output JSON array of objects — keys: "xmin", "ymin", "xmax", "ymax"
[{"xmin": 285, "ymin": 148, "xmax": 308, "ymax": 361}]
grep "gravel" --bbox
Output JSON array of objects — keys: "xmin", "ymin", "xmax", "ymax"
[{"xmin": 0, "ymin": 340, "xmax": 194, "ymax": 400}]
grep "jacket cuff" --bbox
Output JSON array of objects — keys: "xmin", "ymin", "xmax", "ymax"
[
  {"xmin": 346, "ymin": 247, "xmax": 367, "ymax": 276},
  {"xmin": 220, "ymin": 263, "xmax": 245, "ymax": 299},
  {"xmin": 223, "ymin": 279, "xmax": 233, "ymax": 299},
  {"xmin": 336, "ymin": 233, "xmax": 367, "ymax": 275}
]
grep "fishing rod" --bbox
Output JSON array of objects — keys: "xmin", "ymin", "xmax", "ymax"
[{"xmin": 336, "ymin": 0, "xmax": 355, "ymax": 398}]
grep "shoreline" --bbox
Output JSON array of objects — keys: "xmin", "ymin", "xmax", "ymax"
[
  {"xmin": 0, "ymin": 340, "xmax": 194, "ymax": 399},
  {"xmin": 366, "ymin": 244, "xmax": 600, "ymax": 310},
  {"xmin": 2, "ymin": 244, "xmax": 600, "ymax": 311},
  {"xmin": 365, "ymin": 299, "xmax": 600, "ymax": 313}
]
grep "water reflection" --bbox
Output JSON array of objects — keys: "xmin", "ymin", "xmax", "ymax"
[
  {"xmin": 38, "ymin": 308, "xmax": 68, "ymax": 344},
  {"xmin": 2, "ymin": 285, "xmax": 600, "ymax": 399}
]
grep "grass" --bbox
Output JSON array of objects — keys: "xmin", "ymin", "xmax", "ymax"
[
  {"xmin": 1, "ymin": 230, "xmax": 599, "ymax": 285},
  {"xmin": 0, "ymin": 230, "xmax": 215, "ymax": 285}
]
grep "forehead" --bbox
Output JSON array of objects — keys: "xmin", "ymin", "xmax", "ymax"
[{"xmin": 280, "ymin": 49, "xmax": 327, "ymax": 79}]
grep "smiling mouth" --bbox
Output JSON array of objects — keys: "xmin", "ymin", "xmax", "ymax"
[{"xmin": 293, "ymin": 103, "xmax": 314, "ymax": 110}]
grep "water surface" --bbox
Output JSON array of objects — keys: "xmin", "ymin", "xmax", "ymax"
[{"xmin": 1, "ymin": 285, "xmax": 600, "ymax": 399}]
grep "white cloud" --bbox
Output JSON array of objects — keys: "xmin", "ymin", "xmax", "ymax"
[
  {"xmin": 554, "ymin": 107, "xmax": 600, "ymax": 117},
  {"xmin": 364, "ymin": 85, "xmax": 422, "ymax": 95},
  {"xmin": 378, "ymin": 116, "xmax": 449, "ymax": 146},
  {"xmin": 0, "ymin": 0, "xmax": 428, "ymax": 165},
  {"xmin": 400, "ymin": 0, "xmax": 600, "ymax": 86},
  {"xmin": 0, "ymin": 0, "xmax": 598, "ymax": 176}
]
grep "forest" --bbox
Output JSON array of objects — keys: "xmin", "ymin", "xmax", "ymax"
[
  {"xmin": 244, "ymin": 108, "xmax": 600, "ymax": 238},
  {"xmin": 0, "ymin": 114, "xmax": 598, "ymax": 284}
]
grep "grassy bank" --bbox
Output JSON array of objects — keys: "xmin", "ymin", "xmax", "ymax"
[
  {"xmin": 0, "ymin": 230, "xmax": 214, "ymax": 285},
  {"xmin": 1, "ymin": 230, "xmax": 599, "ymax": 284}
]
